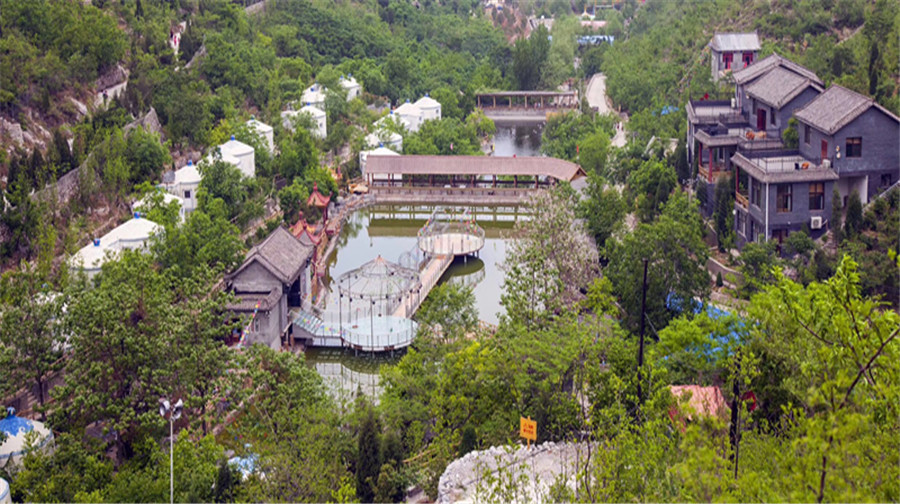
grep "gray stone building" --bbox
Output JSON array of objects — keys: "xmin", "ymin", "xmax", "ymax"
[
  {"xmin": 731, "ymin": 85, "xmax": 899, "ymax": 248},
  {"xmin": 686, "ymin": 49, "xmax": 899, "ymax": 249},
  {"xmin": 709, "ymin": 32, "xmax": 760, "ymax": 81},
  {"xmin": 226, "ymin": 226, "xmax": 315, "ymax": 349}
]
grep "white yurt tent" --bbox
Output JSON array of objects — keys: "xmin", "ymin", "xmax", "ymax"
[
  {"xmin": 339, "ymin": 74, "xmax": 362, "ymax": 101},
  {"xmin": 300, "ymin": 104, "xmax": 328, "ymax": 138},
  {"xmin": 414, "ymin": 94, "xmax": 442, "ymax": 122},
  {"xmin": 246, "ymin": 117, "xmax": 274, "ymax": 153},
  {"xmin": 0, "ymin": 411, "xmax": 54, "ymax": 467},
  {"xmin": 167, "ymin": 160, "xmax": 203, "ymax": 212},
  {"xmin": 133, "ymin": 190, "xmax": 184, "ymax": 222},
  {"xmin": 218, "ymin": 136, "xmax": 256, "ymax": 178},
  {"xmin": 69, "ymin": 216, "xmax": 162, "ymax": 278},
  {"xmin": 301, "ymin": 83, "xmax": 327, "ymax": 109},
  {"xmin": 365, "ymin": 131, "xmax": 403, "ymax": 152},
  {"xmin": 0, "ymin": 476, "xmax": 10, "ymax": 504},
  {"xmin": 394, "ymin": 100, "xmax": 423, "ymax": 132}
]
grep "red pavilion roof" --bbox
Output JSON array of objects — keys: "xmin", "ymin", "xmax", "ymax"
[{"xmin": 307, "ymin": 182, "xmax": 330, "ymax": 208}]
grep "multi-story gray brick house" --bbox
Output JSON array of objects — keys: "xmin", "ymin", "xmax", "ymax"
[
  {"xmin": 709, "ymin": 32, "xmax": 760, "ymax": 81},
  {"xmin": 226, "ymin": 226, "xmax": 315, "ymax": 349},
  {"xmin": 731, "ymin": 85, "xmax": 899, "ymax": 248},
  {"xmin": 687, "ymin": 44, "xmax": 899, "ymax": 249},
  {"xmin": 687, "ymin": 54, "xmax": 823, "ymax": 216}
]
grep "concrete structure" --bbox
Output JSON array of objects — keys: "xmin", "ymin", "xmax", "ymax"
[
  {"xmin": 218, "ymin": 136, "xmax": 255, "ymax": 178},
  {"xmin": 709, "ymin": 32, "xmax": 760, "ymax": 81},
  {"xmin": 301, "ymin": 83, "xmax": 327, "ymax": 109},
  {"xmin": 360, "ymin": 146, "xmax": 400, "ymax": 177},
  {"xmin": 166, "ymin": 160, "xmax": 202, "ymax": 212},
  {"xmin": 475, "ymin": 90, "xmax": 579, "ymax": 111},
  {"xmin": 133, "ymin": 190, "xmax": 185, "ymax": 222},
  {"xmin": 69, "ymin": 216, "xmax": 162, "ymax": 278},
  {"xmin": 394, "ymin": 100, "xmax": 423, "ymax": 132},
  {"xmin": 226, "ymin": 226, "xmax": 315, "ymax": 349},
  {"xmin": 1, "ymin": 476, "xmax": 9, "ymax": 504},
  {"xmin": 246, "ymin": 117, "xmax": 274, "ymax": 153},
  {"xmin": 414, "ymin": 94, "xmax": 442, "ymax": 122},
  {"xmin": 339, "ymin": 74, "xmax": 361, "ymax": 101}
]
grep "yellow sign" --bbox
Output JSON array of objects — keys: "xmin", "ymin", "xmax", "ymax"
[{"xmin": 520, "ymin": 417, "xmax": 537, "ymax": 441}]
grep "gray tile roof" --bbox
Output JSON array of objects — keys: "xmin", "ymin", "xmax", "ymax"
[
  {"xmin": 794, "ymin": 85, "xmax": 900, "ymax": 135},
  {"xmin": 733, "ymin": 53, "xmax": 823, "ymax": 86},
  {"xmin": 746, "ymin": 67, "xmax": 822, "ymax": 108},
  {"xmin": 228, "ymin": 226, "xmax": 314, "ymax": 285},
  {"xmin": 228, "ymin": 288, "xmax": 282, "ymax": 312},
  {"xmin": 709, "ymin": 32, "xmax": 761, "ymax": 52}
]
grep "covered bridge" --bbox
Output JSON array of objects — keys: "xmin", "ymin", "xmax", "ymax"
[{"xmin": 363, "ymin": 155, "xmax": 586, "ymax": 189}]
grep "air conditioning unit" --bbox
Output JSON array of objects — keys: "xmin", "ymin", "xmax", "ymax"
[
  {"xmin": 810, "ymin": 216, "xmax": 824, "ymax": 230},
  {"xmin": 822, "ymin": 159, "xmax": 831, "ymax": 169}
]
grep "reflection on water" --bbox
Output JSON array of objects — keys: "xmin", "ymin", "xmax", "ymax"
[
  {"xmin": 491, "ymin": 123, "xmax": 544, "ymax": 157},
  {"xmin": 304, "ymin": 347, "xmax": 402, "ymax": 404}
]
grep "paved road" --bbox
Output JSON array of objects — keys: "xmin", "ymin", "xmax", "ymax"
[
  {"xmin": 586, "ymin": 73, "xmax": 613, "ymax": 115},
  {"xmin": 587, "ymin": 73, "xmax": 628, "ymax": 147}
]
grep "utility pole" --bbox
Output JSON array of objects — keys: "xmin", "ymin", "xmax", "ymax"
[{"xmin": 636, "ymin": 258, "xmax": 649, "ymax": 410}]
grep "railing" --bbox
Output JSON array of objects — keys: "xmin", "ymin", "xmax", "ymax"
[{"xmin": 735, "ymin": 192, "xmax": 749, "ymax": 209}]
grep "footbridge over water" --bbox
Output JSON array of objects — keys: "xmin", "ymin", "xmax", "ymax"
[
  {"xmin": 292, "ymin": 208, "xmax": 485, "ymax": 353},
  {"xmin": 364, "ymin": 155, "xmax": 586, "ymax": 205}
]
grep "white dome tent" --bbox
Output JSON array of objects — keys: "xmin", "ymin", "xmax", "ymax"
[
  {"xmin": 0, "ymin": 409, "xmax": 54, "ymax": 467},
  {"xmin": 414, "ymin": 93, "xmax": 442, "ymax": 122}
]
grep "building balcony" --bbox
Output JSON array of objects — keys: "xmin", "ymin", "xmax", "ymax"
[
  {"xmin": 731, "ymin": 151, "xmax": 839, "ymax": 184},
  {"xmin": 735, "ymin": 192, "xmax": 749, "ymax": 209},
  {"xmin": 698, "ymin": 162, "xmax": 730, "ymax": 183},
  {"xmin": 688, "ymin": 100, "xmax": 739, "ymax": 125}
]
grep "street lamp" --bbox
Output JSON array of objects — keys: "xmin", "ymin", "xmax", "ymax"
[{"xmin": 159, "ymin": 398, "xmax": 183, "ymax": 504}]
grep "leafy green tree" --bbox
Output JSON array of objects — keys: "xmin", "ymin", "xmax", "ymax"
[
  {"xmin": 502, "ymin": 186, "xmax": 599, "ymax": 327},
  {"xmin": 275, "ymin": 126, "xmax": 320, "ymax": 182},
  {"xmin": 417, "ymin": 282, "xmax": 478, "ymax": 344},
  {"xmin": 738, "ymin": 240, "xmax": 780, "ymax": 296},
  {"xmin": 198, "ymin": 158, "xmax": 247, "ymax": 220},
  {"xmin": 714, "ymin": 175, "xmax": 735, "ymax": 252},
  {"xmin": 357, "ymin": 407, "xmax": 381, "ymax": 503},
  {"xmin": 843, "ymin": 190, "xmax": 863, "ymax": 239},
  {"xmin": 152, "ymin": 198, "xmax": 244, "ymax": 279},
  {"xmin": 831, "ymin": 185, "xmax": 843, "ymax": 245},
  {"xmin": 605, "ymin": 190, "xmax": 710, "ymax": 333},
  {"xmin": 781, "ymin": 117, "xmax": 799, "ymax": 149},
  {"xmin": 512, "ymin": 25, "xmax": 550, "ymax": 90},
  {"xmin": 0, "ymin": 267, "xmax": 65, "ymax": 413},
  {"xmin": 235, "ymin": 346, "xmax": 352, "ymax": 503},
  {"xmin": 579, "ymin": 130, "xmax": 611, "ymax": 176},
  {"xmin": 277, "ymin": 179, "xmax": 310, "ymax": 224},
  {"xmin": 125, "ymin": 127, "xmax": 170, "ymax": 185},
  {"xmin": 578, "ymin": 173, "xmax": 626, "ymax": 253},
  {"xmin": 626, "ymin": 158, "xmax": 678, "ymax": 223},
  {"xmin": 672, "ymin": 139, "xmax": 690, "ymax": 184},
  {"xmin": 10, "ymin": 433, "xmax": 113, "ymax": 503}
]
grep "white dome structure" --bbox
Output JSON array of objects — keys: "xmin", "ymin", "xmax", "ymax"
[
  {"xmin": 394, "ymin": 100, "xmax": 423, "ymax": 132},
  {"xmin": 133, "ymin": 190, "xmax": 184, "ymax": 222},
  {"xmin": 246, "ymin": 117, "xmax": 274, "ymax": 153},
  {"xmin": 339, "ymin": 74, "xmax": 362, "ymax": 101},
  {"xmin": 300, "ymin": 104, "xmax": 328, "ymax": 138},
  {"xmin": 365, "ymin": 131, "xmax": 403, "ymax": 152},
  {"xmin": 218, "ymin": 136, "xmax": 256, "ymax": 178},
  {"xmin": 414, "ymin": 94, "xmax": 442, "ymax": 122},
  {"xmin": 0, "ymin": 413, "xmax": 54, "ymax": 467},
  {"xmin": 69, "ymin": 216, "xmax": 162, "ymax": 278},
  {"xmin": 301, "ymin": 83, "xmax": 327, "ymax": 109}
]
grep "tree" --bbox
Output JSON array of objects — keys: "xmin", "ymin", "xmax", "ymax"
[
  {"xmin": 512, "ymin": 25, "xmax": 550, "ymax": 90},
  {"xmin": 198, "ymin": 158, "xmax": 247, "ymax": 220},
  {"xmin": 416, "ymin": 282, "xmax": 478, "ymax": 344},
  {"xmin": 235, "ymin": 346, "xmax": 351, "ymax": 503},
  {"xmin": 843, "ymin": 190, "xmax": 862, "ymax": 239},
  {"xmin": 501, "ymin": 186, "xmax": 599, "ymax": 327},
  {"xmin": 578, "ymin": 130, "xmax": 611, "ymax": 176},
  {"xmin": 746, "ymin": 256, "xmax": 899, "ymax": 502},
  {"xmin": 714, "ymin": 175, "xmax": 735, "ymax": 252},
  {"xmin": 0, "ymin": 267, "xmax": 65, "ymax": 414},
  {"xmin": 672, "ymin": 139, "xmax": 690, "ymax": 184},
  {"xmin": 626, "ymin": 159, "xmax": 678, "ymax": 223},
  {"xmin": 125, "ymin": 126, "xmax": 170, "ymax": 185},
  {"xmin": 277, "ymin": 179, "xmax": 310, "ymax": 224},
  {"xmin": 605, "ymin": 190, "xmax": 710, "ymax": 333},
  {"xmin": 738, "ymin": 241, "xmax": 779, "ymax": 296},
  {"xmin": 781, "ymin": 118, "xmax": 799, "ymax": 149},
  {"xmin": 275, "ymin": 127, "xmax": 320, "ymax": 182},
  {"xmin": 578, "ymin": 173, "xmax": 626, "ymax": 253},
  {"xmin": 831, "ymin": 185, "xmax": 843, "ymax": 245},
  {"xmin": 356, "ymin": 407, "xmax": 381, "ymax": 503}
]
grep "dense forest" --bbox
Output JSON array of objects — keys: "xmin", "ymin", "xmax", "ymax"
[{"xmin": 0, "ymin": 0, "xmax": 898, "ymax": 502}]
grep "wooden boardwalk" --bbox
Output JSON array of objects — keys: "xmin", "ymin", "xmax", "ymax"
[{"xmin": 392, "ymin": 253, "xmax": 453, "ymax": 319}]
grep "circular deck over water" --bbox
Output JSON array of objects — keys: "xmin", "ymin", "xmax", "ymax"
[{"xmin": 419, "ymin": 232, "xmax": 485, "ymax": 256}]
